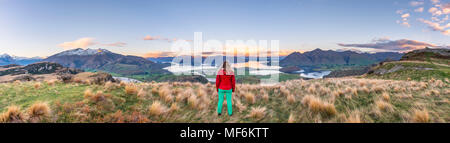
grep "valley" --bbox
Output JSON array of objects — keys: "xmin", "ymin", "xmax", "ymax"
[{"xmin": 0, "ymin": 48, "xmax": 448, "ymax": 123}]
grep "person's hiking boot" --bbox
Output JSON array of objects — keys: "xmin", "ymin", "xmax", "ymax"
[{"xmin": 218, "ymin": 113, "xmax": 221, "ymax": 116}]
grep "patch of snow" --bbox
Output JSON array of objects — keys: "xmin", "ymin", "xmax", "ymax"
[
  {"xmin": 12, "ymin": 56, "xmax": 43, "ymax": 60},
  {"xmin": 55, "ymin": 48, "xmax": 111, "ymax": 56},
  {"xmin": 0, "ymin": 54, "xmax": 11, "ymax": 58}
]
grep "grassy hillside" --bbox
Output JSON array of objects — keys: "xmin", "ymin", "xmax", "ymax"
[
  {"xmin": 365, "ymin": 61, "xmax": 450, "ymax": 81},
  {"xmin": 1, "ymin": 78, "xmax": 448, "ymax": 123}
]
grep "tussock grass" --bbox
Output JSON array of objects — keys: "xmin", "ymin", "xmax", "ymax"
[
  {"xmin": 0, "ymin": 77, "xmax": 447, "ymax": 123},
  {"xmin": 375, "ymin": 100, "xmax": 394, "ymax": 112},
  {"xmin": 148, "ymin": 101, "xmax": 166, "ymax": 116},
  {"xmin": 28, "ymin": 102, "xmax": 51, "ymax": 123},
  {"xmin": 248, "ymin": 106, "xmax": 266, "ymax": 120},
  {"xmin": 411, "ymin": 109, "xmax": 429, "ymax": 123},
  {"xmin": 125, "ymin": 84, "xmax": 138, "ymax": 95},
  {"xmin": 288, "ymin": 113, "xmax": 295, "ymax": 123},
  {"xmin": 302, "ymin": 95, "xmax": 337, "ymax": 116},
  {"xmin": 34, "ymin": 82, "xmax": 41, "ymax": 89},
  {"xmin": 244, "ymin": 92, "xmax": 255, "ymax": 104},
  {"xmin": 0, "ymin": 106, "xmax": 27, "ymax": 123}
]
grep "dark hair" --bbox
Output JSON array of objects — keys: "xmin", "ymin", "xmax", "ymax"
[{"xmin": 222, "ymin": 61, "xmax": 227, "ymax": 70}]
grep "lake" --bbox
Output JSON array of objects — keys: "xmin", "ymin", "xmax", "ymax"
[{"xmin": 164, "ymin": 61, "xmax": 331, "ymax": 81}]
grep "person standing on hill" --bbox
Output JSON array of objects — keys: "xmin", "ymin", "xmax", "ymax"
[{"xmin": 216, "ymin": 61, "xmax": 236, "ymax": 116}]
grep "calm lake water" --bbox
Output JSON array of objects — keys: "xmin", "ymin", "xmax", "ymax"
[{"xmin": 164, "ymin": 61, "xmax": 331, "ymax": 81}]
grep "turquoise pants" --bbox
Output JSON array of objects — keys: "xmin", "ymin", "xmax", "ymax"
[{"xmin": 217, "ymin": 89, "xmax": 233, "ymax": 115}]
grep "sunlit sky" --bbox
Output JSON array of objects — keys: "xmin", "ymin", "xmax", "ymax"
[{"xmin": 0, "ymin": 0, "xmax": 448, "ymax": 57}]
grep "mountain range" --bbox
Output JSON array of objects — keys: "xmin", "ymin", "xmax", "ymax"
[
  {"xmin": 2, "ymin": 48, "xmax": 405, "ymax": 77},
  {"xmin": 280, "ymin": 49, "xmax": 404, "ymax": 67},
  {"xmin": 148, "ymin": 56, "xmax": 284, "ymax": 66},
  {"xmin": 43, "ymin": 48, "xmax": 170, "ymax": 75},
  {"xmin": 0, "ymin": 54, "xmax": 43, "ymax": 66}
]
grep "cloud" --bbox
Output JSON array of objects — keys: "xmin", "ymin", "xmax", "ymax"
[
  {"xmin": 431, "ymin": 0, "xmax": 440, "ymax": 4},
  {"xmin": 143, "ymin": 35, "xmax": 161, "ymax": 40},
  {"xmin": 396, "ymin": 11, "xmax": 411, "ymax": 27},
  {"xmin": 59, "ymin": 38, "xmax": 128, "ymax": 49},
  {"xmin": 337, "ymin": 38, "xmax": 449, "ymax": 52},
  {"xmin": 401, "ymin": 13, "xmax": 411, "ymax": 18},
  {"xmin": 102, "ymin": 42, "xmax": 127, "ymax": 47},
  {"xmin": 418, "ymin": 18, "xmax": 450, "ymax": 35},
  {"xmin": 415, "ymin": 7, "xmax": 424, "ymax": 12},
  {"xmin": 143, "ymin": 51, "xmax": 176, "ymax": 58},
  {"xmin": 58, "ymin": 37, "xmax": 97, "ymax": 49},
  {"xmin": 143, "ymin": 35, "xmax": 193, "ymax": 43},
  {"xmin": 429, "ymin": 7, "xmax": 443, "ymax": 16},
  {"xmin": 397, "ymin": 0, "xmax": 449, "ymax": 35},
  {"xmin": 410, "ymin": 1, "xmax": 424, "ymax": 6},
  {"xmin": 442, "ymin": 3, "xmax": 450, "ymax": 14}
]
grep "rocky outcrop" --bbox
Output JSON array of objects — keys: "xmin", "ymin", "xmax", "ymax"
[
  {"xmin": 88, "ymin": 72, "xmax": 116, "ymax": 84},
  {"xmin": 0, "ymin": 62, "xmax": 83, "ymax": 76},
  {"xmin": 12, "ymin": 75, "xmax": 36, "ymax": 81}
]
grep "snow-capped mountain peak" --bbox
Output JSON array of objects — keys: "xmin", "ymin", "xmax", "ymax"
[
  {"xmin": 0, "ymin": 53, "xmax": 12, "ymax": 58},
  {"xmin": 55, "ymin": 48, "xmax": 112, "ymax": 56}
]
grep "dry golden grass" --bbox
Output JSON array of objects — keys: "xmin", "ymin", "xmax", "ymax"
[
  {"xmin": 45, "ymin": 79, "xmax": 57, "ymax": 86},
  {"xmin": 287, "ymin": 94, "xmax": 295, "ymax": 104},
  {"xmin": 280, "ymin": 87, "xmax": 290, "ymax": 96},
  {"xmin": 27, "ymin": 102, "xmax": 51, "ymax": 122},
  {"xmin": 163, "ymin": 94, "xmax": 174, "ymax": 103},
  {"xmin": 0, "ymin": 105, "xmax": 27, "ymax": 123},
  {"xmin": 428, "ymin": 89, "xmax": 440, "ymax": 96},
  {"xmin": 248, "ymin": 106, "xmax": 266, "ymax": 120},
  {"xmin": 34, "ymin": 82, "xmax": 41, "ymax": 89},
  {"xmin": 288, "ymin": 113, "xmax": 295, "ymax": 123},
  {"xmin": 13, "ymin": 80, "xmax": 21, "ymax": 85},
  {"xmin": 301, "ymin": 95, "xmax": 336, "ymax": 116},
  {"xmin": 234, "ymin": 99, "xmax": 247, "ymax": 112},
  {"xmin": 359, "ymin": 86, "xmax": 370, "ymax": 94},
  {"xmin": 158, "ymin": 86, "xmax": 172, "ymax": 101},
  {"xmin": 125, "ymin": 84, "xmax": 138, "ymax": 95},
  {"xmin": 244, "ymin": 92, "xmax": 255, "ymax": 104},
  {"xmin": 0, "ymin": 77, "xmax": 447, "ymax": 123},
  {"xmin": 196, "ymin": 87, "xmax": 207, "ymax": 97},
  {"xmin": 411, "ymin": 109, "xmax": 429, "ymax": 123},
  {"xmin": 149, "ymin": 101, "xmax": 166, "ymax": 116},
  {"xmin": 345, "ymin": 87, "xmax": 358, "ymax": 96},
  {"xmin": 307, "ymin": 86, "xmax": 316, "ymax": 94},
  {"xmin": 187, "ymin": 95, "xmax": 199, "ymax": 109},
  {"xmin": 381, "ymin": 92, "xmax": 390, "ymax": 101},
  {"xmin": 151, "ymin": 87, "xmax": 159, "ymax": 95},
  {"xmin": 119, "ymin": 81, "xmax": 126, "ymax": 87},
  {"xmin": 262, "ymin": 93, "xmax": 269, "ymax": 102},
  {"xmin": 345, "ymin": 111, "xmax": 362, "ymax": 123},
  {"xmin": 371, "ymin": 86, "xmax": 384, "ymax": 93},
  {"xmin": 137, "ymin": 88, "xmax": 146, "ymax": 98},
  {"xmin": 83, "ymin": 89, "xmax": 93, "ymax": 99},
  {"xmin": 104, "ymin": 81, "xmax": 117, "ymax": 90},
  {"xmin": 375, "ymin": 100, "xmax": 393, "ymax": 112},
  {"xmin": 169, "ymin": 103, "xmax": 179, "ymax": 112},
  {"xmin": 91, "ymin": 91, "xmax": 107, "ymax": 103}
]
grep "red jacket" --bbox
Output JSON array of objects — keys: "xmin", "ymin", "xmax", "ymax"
[{"xmin": 216, "ymin": 69, "xmax": 236, "ymax": 92}]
